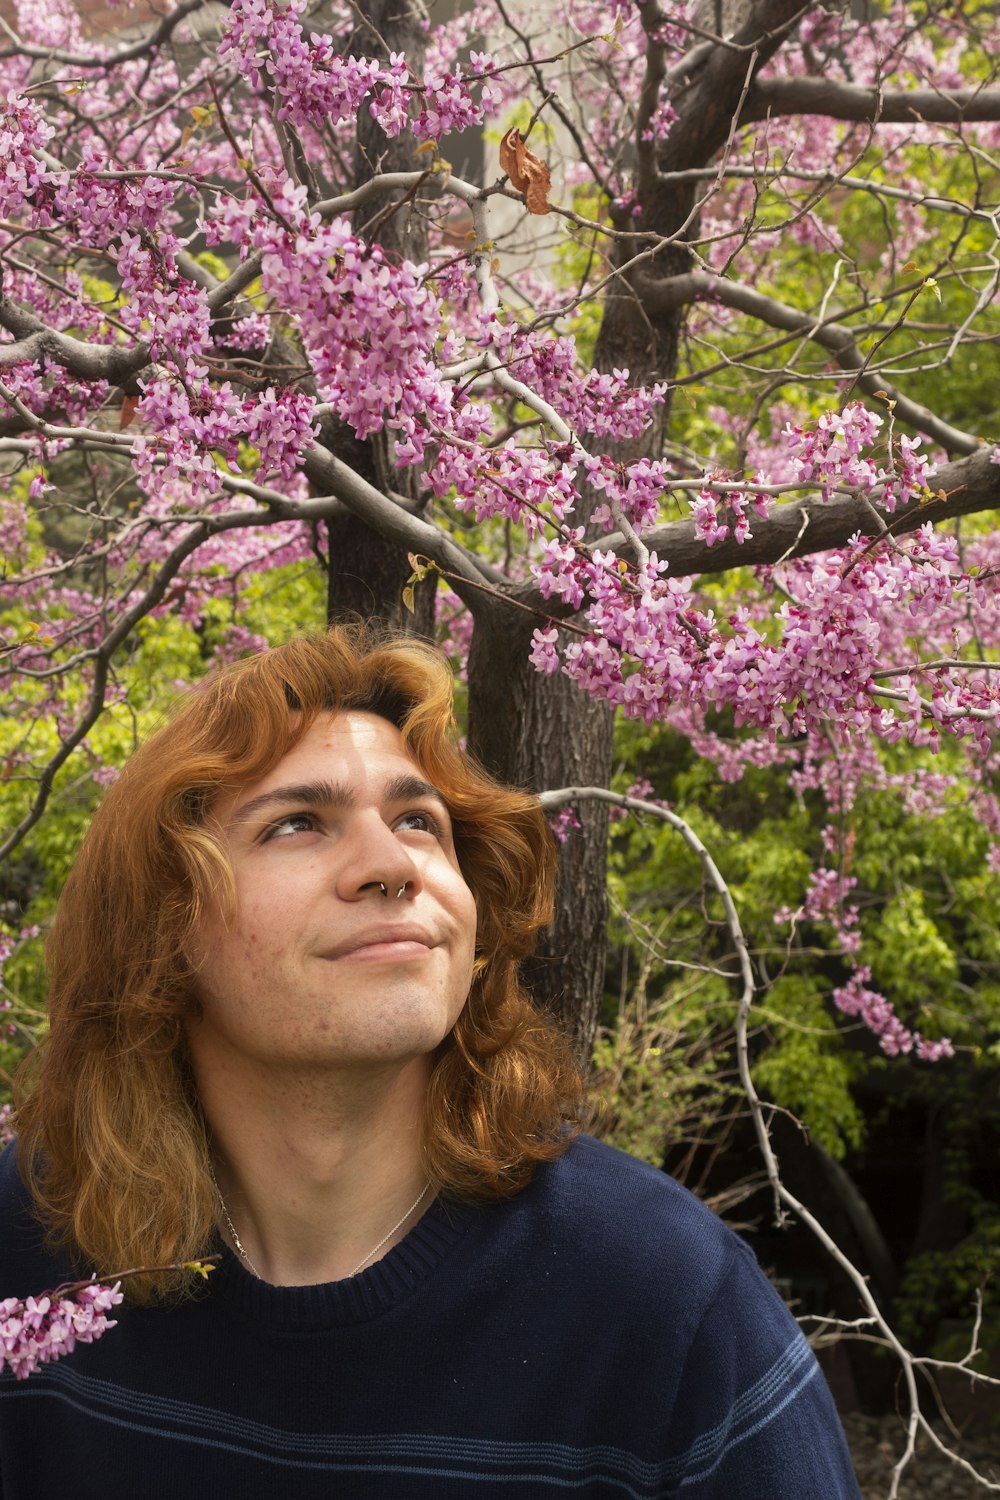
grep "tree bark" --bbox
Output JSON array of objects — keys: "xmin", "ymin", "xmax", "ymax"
[
  {"xmin": 466, "ymin": 604, "xmax": 613, "ymax": 1066},
  {"xmin": 323, "ymin": 0, "xmax": 436, "ymax": 637}
]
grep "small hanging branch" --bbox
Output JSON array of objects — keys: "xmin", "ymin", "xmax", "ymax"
[{"xmin": 1, "ymin": 1257, "xmax": 220, "ymax": 1382}]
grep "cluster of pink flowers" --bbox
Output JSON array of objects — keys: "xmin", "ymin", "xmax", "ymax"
[
  {"xmin": 639, "ymin": 0, "xmax": 695, "ymax": 51},
  {"xmin": 779, "ymin": 404, "xmax": 930, "ymax": 513},
  {"xmin": 220, "ymin": 0, "xmax": 390, "ymax": 128},
  {"xmin": 0, "ymin": 90, "xmax": 53, "ymax": 219},
  {"xmin": 583, "ymin": 453, "xmax": 674, "ymax": 531},
  {"xmin": 784, "ymin": 402, "xmax": 884, "ymax": 499},
  {"xmin": 775, "ymin": 866, "xmax": 862, "ymax": 955},
  {"xmin": 252, "ymin": 208, "xmax": 449, "ymax": 441},
  {"xmin": 492, "ymin": 334, "xmax": 666, "ymax": 446},
  {"xmin": 880, "ymin": 434, "xmax": 931, "ymax": 512},
  {"xmin": 128, "ymin": 373, "xmax": 314, "ymax": 503},
  {"xmin": 442, "ymin": 444, "xmax": 576, "ymax": 531},
  {"xmin": 525, "ymin": 394, "xmax": 998, "ymax": 761},
  {"xmin": 52, "ymin": 168, "xmax": 178, "ymax": 248},
  {"xmin": 243, "ymin": 387, "xmax": 317, "ymax": 482},
  {"xmin": 219, "ymin": 0, "xmax": 497, "ymax": 140},
  {"xmin": 689, "ymin": 488, "xmax": 763, "ymax": 548},
  {"xmin": 0, "ymin": 925, "xmax": 40, "ymax": 994},
  {"xmin": 548, "ymin": 805, "xmax": 582, "ymax": 844},
  {"xmin": 117, "ymin": 244, "xmax": 212, "ymax": 365},
  {"xmin": 133, "ymin": 376, "xmax": 240, "ymax": 507},
  {"xmin": 641, "ymin": 98, "xmax": 679, "ymax": 143},
  {"xmin": 608, "ymin": 778, "xmax": 664, "ymax": 822},
  {"xmin": 832, "ymin": 966, "xmax": 954, "ymax": 1061},
  {"xmin": 411, "ymin": 65, "xmax": 500, "ymax": 140},
  {"xmin": 0, "ymin": 1282, "xmax": 123, "ymax": 1381}
]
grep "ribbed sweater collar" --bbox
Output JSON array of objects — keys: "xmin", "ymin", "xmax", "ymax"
[{"xmin": 208, "ymin": 1195, "xmax": 476, "ymax": 1331}]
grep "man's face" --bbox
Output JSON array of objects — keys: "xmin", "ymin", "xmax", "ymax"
[{"xmin": 186, "ymin": 711, "xmax": 478, "ymax": 1075}]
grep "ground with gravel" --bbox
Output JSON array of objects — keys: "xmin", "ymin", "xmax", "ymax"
[{"xmin": 843, "ymin": 1414, "xmax": 999, "ymax": 1499}]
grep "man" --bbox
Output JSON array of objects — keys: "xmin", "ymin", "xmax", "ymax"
[{"xmin": 1, "ymin": 627, "xmax": 862, "ymax": 1497}]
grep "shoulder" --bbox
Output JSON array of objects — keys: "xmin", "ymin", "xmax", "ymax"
[
  {"xmin": 540, "ymin": 1130, "xmax": 721, "ymax": 1220},
  {"xmin": 519, "ymin": 1134, "xmax": 750, "ymax": 1321},
  {"xmin": 0, "ymin": 1141, "xmax": 74, "ymax": 1298},
  {"xmin": 524, "ymin": 1140, "xmax": 860, "ymax": 1495},
  {"xmin": 537, "ymin": 1132, "xmax": 738, "ymax": 1263}
]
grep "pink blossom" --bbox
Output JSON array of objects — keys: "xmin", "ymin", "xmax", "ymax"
[
  {"xmin": 549, "ymin": 805, "xmax": 581, "ymax": 843},
  {"xmin": 832, "ymin": 965, "xmax": 953, "ymax": 1061},
  {"xmin": 691, "ymin": 490, "xmax": 730, "ymax": 547},
  {"xmin": 784, "ymin": 402, "xmax": 883, "ymax": 500},
  {"xmin": 0, "ymin": 1282, "xmax": 122, "ymax": 1380},
  {"xmin": 529, "ymin": 626, "xmax": 561, "ymax": 675},
  {"xmin": 0, "ymin": 91, "xmax": 53, "ymax": 218},
  {"xmin": 641, "ymin": 98, "xmax": 679, "ymax": 143}
]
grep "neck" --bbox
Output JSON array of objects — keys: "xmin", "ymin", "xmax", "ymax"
[{"xmin": 195, "ymin": 1053, "xmax": 434, "ymax": 1286}]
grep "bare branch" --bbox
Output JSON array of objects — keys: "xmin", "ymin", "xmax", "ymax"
[
  {"xmin": 636, "ymin": 270, "xmax": 982, "ymax": 455},
  {"xmin": 0, "ymin": 0, "xmax": 210, "ymax": 69},
  {"xmin": 0, "ymin": 300, "xmax": 147, "ymax": 385},
  {"xmin": 539, "ymin": 786, "xmax": 1000, "ymax": 1498},
  {"xmin": 743, "ymin": 78, "xmax": 1000, "ymax": 126},
  {"xmin": 299, "ymin": 442, "xmax": 502, "ymax": 592},
  {"xmin": 0, "ymin": 511, "xmax": 237, "ymax": 864},
  {"xmin": 655, "ymin": 0, "xmax": 810, "ymax": 177},
  {"xmin": 658, "ymin": 164, "xmax": 998, "ymax": 224}
]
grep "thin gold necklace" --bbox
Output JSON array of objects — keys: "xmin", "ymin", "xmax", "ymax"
[{"xmin": 208, "ymin": 1161, "xmax": 431, "ymax": 1281}]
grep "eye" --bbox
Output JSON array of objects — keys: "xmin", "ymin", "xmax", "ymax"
[
  {"xmin": 394, "ymin": 808, "xmax": 446, "ymax": 838},
  {"xmin": 262, "ymin": 811, "xmax": 318, "ymax": 841}
]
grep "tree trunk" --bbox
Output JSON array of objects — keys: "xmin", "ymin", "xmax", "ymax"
[
  {"xmin": 324, "ymin": 0, "xmax": 436, "ymax": 638},
  {"xmin": 466, "ymin": 604, "xmax": 613, "ymax": 1066}
]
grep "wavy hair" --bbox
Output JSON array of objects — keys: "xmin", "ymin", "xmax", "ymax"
[{"xmin": 15, "ymin": 627, "xmax": 581, "ymax": 1299}]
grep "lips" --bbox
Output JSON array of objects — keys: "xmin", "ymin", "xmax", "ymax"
[{"xmin": 322, "ymin": 926, "xmax": 437, "ymax": 960}]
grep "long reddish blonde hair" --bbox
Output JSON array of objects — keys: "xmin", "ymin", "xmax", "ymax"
[{"xmin": 15, "ymin": 628, "xmax": 580, "ymax": 1298}]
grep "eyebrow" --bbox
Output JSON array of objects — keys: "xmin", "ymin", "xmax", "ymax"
[{"xmin": 230, "ymin": 774, "xmax": 451, "ymax": 827}]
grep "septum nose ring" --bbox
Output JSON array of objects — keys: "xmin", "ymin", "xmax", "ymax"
[{"xmin": 378, "ymin": 883, "xmax": 408, "ymax": 899}]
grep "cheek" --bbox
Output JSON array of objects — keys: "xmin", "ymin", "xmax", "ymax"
[
  {"xmin": 454, "ymin": 881, "xmax": 479, "ymax": 958},
  {"xmin": 187, "ymin": 900, "xmax": 268, "ymax": 998}
]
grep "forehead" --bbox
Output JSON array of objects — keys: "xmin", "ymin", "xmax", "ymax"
[
  {"xmin": 278, "ymin": 710, "xmax": 411, "ymax": 769},
  {"xmin": 219, "ymin": 711, "xmax": 437, "ymax": 822}
]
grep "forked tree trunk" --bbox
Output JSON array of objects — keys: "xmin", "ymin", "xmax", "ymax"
[{"xmin": 463, "ymin": 284, "xmax": 686, "ymax": 1061}]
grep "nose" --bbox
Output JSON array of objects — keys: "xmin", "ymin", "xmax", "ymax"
[{"xmin": 336, "ymin": 812, "xmax": 422, "ymax": 902}]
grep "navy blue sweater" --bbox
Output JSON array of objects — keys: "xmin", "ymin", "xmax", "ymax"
[{"xmin": 0, "ymin": 1135, "xmax": 861, "ymax": 1498}]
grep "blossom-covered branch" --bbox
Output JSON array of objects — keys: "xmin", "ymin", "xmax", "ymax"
[{"xmin": 0, "ymin": 1256, "xmax": 218, "ymax": 1381}]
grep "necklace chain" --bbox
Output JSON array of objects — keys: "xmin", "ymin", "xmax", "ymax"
[
  {"xmin": 208, "ymin": 1161, "xmax": 430, "ymax": 1282},
  {"xmin": 349, "ymin": 1181, "xmax": 431, "ymax": 1276}
]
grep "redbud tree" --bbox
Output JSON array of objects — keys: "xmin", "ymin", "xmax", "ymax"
[
  {"xmin": 1, "ymin": 0, "xmax": 999, "ymax": 1457},
  {"xmin": 0, "ymin": 4, "xmax": 998, "ymax": 1130}
]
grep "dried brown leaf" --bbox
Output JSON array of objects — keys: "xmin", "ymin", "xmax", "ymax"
[{"xmin": 499, "ymin": 127, "xmax": 551, "ymax": 216}]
